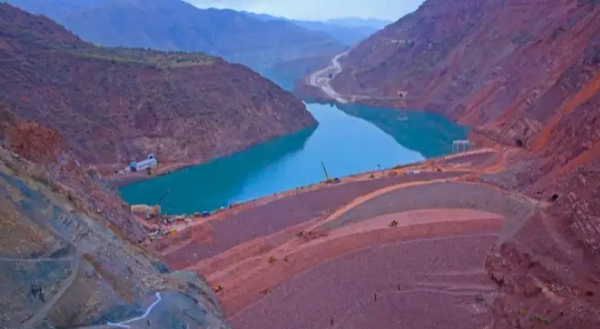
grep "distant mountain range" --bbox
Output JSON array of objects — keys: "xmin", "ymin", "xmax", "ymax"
[
  {"xmin": 241, "ymin": 11, "xmax": 391, "ymax": 46},
  {"xmin": 3, "ymin": 0, "xmax": 350, "ymax": 87}
]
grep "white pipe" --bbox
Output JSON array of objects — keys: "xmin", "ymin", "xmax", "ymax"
[{"xmin": 107, "ymin": 292, "xmax": 162, "ymax": 328}]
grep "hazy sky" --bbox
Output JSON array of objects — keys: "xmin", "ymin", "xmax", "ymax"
[{"xmin": 184, "ymin": 0, "xmax": 424, "ymax": 21}]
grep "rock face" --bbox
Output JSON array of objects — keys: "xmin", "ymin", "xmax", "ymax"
[
  {"xmin": 0, "ymin": 3, "xmax": 316, "ymax": 168},
  {"xmin": 0, "ymin": 105, "xmax": 229, "ymax": 328},
  {"xmin": 0, "ymin": 143, "xmax": 230, "ymax": 328},
  {"xmin": 298, "ymin": 0, "xmax": 600, "ymax": 327}
]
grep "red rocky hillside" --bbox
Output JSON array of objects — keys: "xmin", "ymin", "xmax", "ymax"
[
  {"xmin": 0, "ymin": 3, "xmax": 316, "ymax": 169},
  {"xmin": 296, "ymin": 0, "xmax": 600, "ymax": 328}
]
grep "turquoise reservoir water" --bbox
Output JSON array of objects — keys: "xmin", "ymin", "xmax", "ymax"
[{"xmin": 120, "ymin": 102, "xmax": 468, "ymax": 214}]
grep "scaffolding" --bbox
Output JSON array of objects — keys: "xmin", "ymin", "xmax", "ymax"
[{"xmin": 452, "ymin": 140, "xmax": 470, "ymax": 153}]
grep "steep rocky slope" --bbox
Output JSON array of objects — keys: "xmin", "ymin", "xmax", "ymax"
[
  {"xmin": 324, "ymin": 0, "xmax": 600, "ymax": 130},
  {"xmin": 0, "ymin": 109, "xmax": 229, "ymax": 328},
  {"xmin": 4, "ymin": 0, "xmax": 345, "ymax": 84},
  {"xmin": 0, "ymin": 3, "xmax": 316, "ymax": 169},
  {"xmin": 0, "ymin": 5, "xmax": 238, "ymax": 327},
  {"xmin": 296, "ymin": 0, "xmax": 600, "ymax": 327}
]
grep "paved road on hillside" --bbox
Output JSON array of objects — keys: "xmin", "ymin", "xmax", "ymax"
[{"xmin": 308, "ymin": 51, "xmax": 349, "ymax": 103}]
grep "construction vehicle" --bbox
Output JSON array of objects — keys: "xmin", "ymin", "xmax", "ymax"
[
  {"xmin": 214, "ymin": 285, "xmax": 223, "ymax": 293},
  {"xmin": 389, "ymin": 220, "xmax": 399, "ymax": 227},
  {"xmin": 268, "ymin": 256, "xmax": 277, "ymax": 263},
  {"xmin": 148, "ymin": 231, "xmax": 159, "ymax": 241},
  {"xmin": 146, "ymin": 190, "xmax": 170, "ymax": 220}
]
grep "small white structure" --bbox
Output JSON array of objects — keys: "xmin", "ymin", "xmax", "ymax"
[
  {"xmin": 452, "ymin": 140, "xmax": 470, "ymax": 153},
  {"xmin": 405, "ymin": 170, "xmax": 421, "ymax": 176},
  {"xmin": 128, "ymin": 153, "xmax": 157, "ymax": 172}
]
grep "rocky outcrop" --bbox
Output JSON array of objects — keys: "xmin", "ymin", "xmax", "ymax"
[
  {"xmin": 0, "ymin": 101, "xmax": 228, "ymax": 327},
  {"xmin": 0, "ymin": 143, "xmax": 230, "ymax": 328},
  {"xmin": 297, "ymin": 0, "xmax": 600, "ymax": 327},
  {"xmin": 0, "ymin": 3, "xmax": 316, "ymax": 169}
]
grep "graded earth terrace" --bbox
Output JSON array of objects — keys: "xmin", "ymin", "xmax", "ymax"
[{"xmin": 148, "ymin": 146, "xmax": 569, "ymax": 329}]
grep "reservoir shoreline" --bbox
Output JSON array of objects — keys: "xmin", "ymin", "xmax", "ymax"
[{"xmin": 119, "ymin": 102, "xmax": 468, "ymax": 214}]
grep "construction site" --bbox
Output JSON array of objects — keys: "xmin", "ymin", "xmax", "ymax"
[{"xmin": 124, "ymin": 141, "xmax": 578, "ymax": 329}]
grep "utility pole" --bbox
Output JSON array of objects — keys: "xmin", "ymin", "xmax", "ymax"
[{"xmin": 321, "ymin": 161, "xmax": 330, "ymax": 181}]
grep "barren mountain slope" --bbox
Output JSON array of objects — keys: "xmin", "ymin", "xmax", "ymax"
[{"xmin": 0, "ymin": 3, "xmax": 316, "ymax": 168}]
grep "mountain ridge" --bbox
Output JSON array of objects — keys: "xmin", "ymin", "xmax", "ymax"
[
  {"xmin": 240, "ymin": 11, "xmax": 390, "ymax": 45},
  {"xmin": 4, "ymin": 0, "xmax": 346, "ymax": 83}
]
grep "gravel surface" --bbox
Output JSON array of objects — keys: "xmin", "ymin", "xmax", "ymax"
[
  {"xmin": 165, "ymin": 172, "xmax": 460, "ymax": 268},
  {"xmin": 230, "ymin": 235, "xmax": 497, "ymax": 329},
  {"xmin": 325, "ymin": 182, "xmax": 535, "ymax": 239},
  {"xmin": 443, "ymin": 151, "xmax": 496, "ymax": 167}
]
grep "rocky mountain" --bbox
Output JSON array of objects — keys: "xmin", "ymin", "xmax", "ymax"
[
  {"xmin": 4, "ymin": 0, "xmax": 346, "ymax": 85},
  {"xmin": 242, "ymin": 11, "xmax": 390, "ymax": 46},
  {"xmin": 0, "ymin": 3, "xmax": 317, "ymax": 173},
  {"xmin": 296, "ymin": 0, "xmax": 600, "ymax": 328}
]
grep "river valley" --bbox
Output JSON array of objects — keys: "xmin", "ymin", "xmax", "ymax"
[{"xmin": 120, "ymin": 102, "xmax": 468, "ymax": 214}]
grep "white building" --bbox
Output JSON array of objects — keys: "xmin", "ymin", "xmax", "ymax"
[{"xmin": 128, "ymin": 153, "xmax": 157, "ymax": 172}]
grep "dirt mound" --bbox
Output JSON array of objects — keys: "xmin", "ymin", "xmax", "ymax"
[
  {"xmin": 326, "ymin": 182, "xmax": 534, "ymax": 239},
  {"xmin": 296, "ymin": 230, "xmax": 327, "ymax": 241}
]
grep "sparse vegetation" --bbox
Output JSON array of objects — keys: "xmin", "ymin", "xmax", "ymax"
[{"xmin": 8, "ymin": 24, "xmax": 214, "ymax": 68}]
